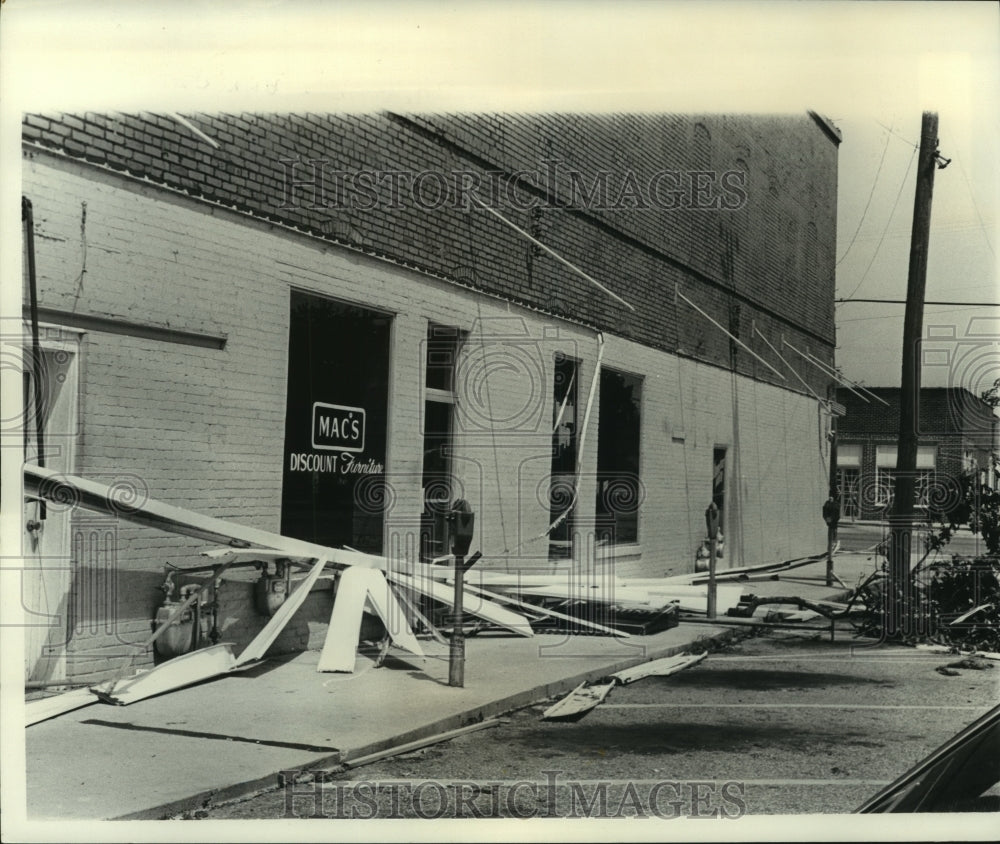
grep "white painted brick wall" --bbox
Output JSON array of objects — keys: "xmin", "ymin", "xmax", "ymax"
[{"xmin": 23, "ymin": 154, "xmax": 830, "ymax": 680}]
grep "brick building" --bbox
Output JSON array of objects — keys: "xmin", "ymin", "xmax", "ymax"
[
  {"xmin": 18, "ymin": 112, "xmax": 840, "ymax": 683},
  {"xmin": 835, "ymin": 386, "xmax": 1000, "ymax": 521}
]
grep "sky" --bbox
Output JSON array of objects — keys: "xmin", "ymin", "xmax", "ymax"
[
  {"xmin": 1, "ymin": 1, "xmax": 998, "ymax": 401},
  {"xmin": 833, "ymin": 111, "xmax": 999, "ymax": 393}
]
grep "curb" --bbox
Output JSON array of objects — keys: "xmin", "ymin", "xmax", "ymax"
[{"xmin": 112, "ymin": 625, "xmax": 747, "ymax": 820}]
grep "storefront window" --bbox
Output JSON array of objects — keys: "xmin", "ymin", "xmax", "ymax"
[
  {"xmin": 595, "ymin": 367, "xmax": 642, "ymax": 545},
  {"xmin": 280, "ymin": 291, "xmax": 392, "ymax": 553},
  {"xmin": 874, "ymin": 445, "xmax": 937, "ymax": 510}
]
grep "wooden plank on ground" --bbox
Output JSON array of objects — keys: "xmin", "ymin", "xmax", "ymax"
[
  {"xmin": 386, "ymin": 571, "xmax": 534, "ymax": 637},
  {"xmin": 542, "ymin": 681, "xmax": 616, "ymax": 721},
  {"xmin": 26, "ymin": 688, "xmax": 101, "ymax": 727},
  {"xmin": 779, "ymin": 609, "xmax": 824, "ymax": 622},
  {"xmin": 651, "ymin": 550, "xmax": 831, "ymax": 586},
  {"xmin": 507, "ymin": 582, "xmax": 744, "ymax": 614},
  {"xmin": 609, "ymin": 651, "xmax": 707, "ymax": 685},
  {"xmin": 94, "ymin": 643, "xmax": 239, "ymax": 705},
  {"xmin": 465, "ymin": 583, "xmax": 631, "ymax": 638},
  {"xmin": 429, "ymin": 569, "xmax": 597, "ymax": 590}
]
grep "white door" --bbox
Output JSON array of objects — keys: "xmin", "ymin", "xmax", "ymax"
[{"xmin": 22, "ymin": 338, "xmax": 79, "ymax": 684}]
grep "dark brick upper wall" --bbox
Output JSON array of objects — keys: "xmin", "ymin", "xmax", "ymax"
[
  {"xmin": 22, "ymin": 111, "xmax": 838, "ymax": 395},
  {"xmin": 837, "ymin": 387, "xmax": 999, "ymax": 447},
  {"xmin": 412, "ymin": 112, "xmax": 838, "ymax": 338}
]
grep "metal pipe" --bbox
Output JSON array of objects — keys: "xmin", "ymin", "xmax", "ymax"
[
  {"xmin": 22, "ymin": 196, "xmax": 46, "ymax": 519},
  {"xmin": 25, "ymin": 680, "xmax": 91, "ymax": 690},
  {"xmin": 679, "ymin": 616, "xmax": 840, "ymax": 633},
  {"xmin": 209, "ymin": 572, "xmax": 221, "ymax": 644},
  {"xmin": 191, "ymin": 587, "xmax": 202, "ymax": 650}
]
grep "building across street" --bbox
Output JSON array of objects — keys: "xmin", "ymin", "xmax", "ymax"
[{"xmin": 835, "ymin": 386, "xmax": 999, "ymax": 522}]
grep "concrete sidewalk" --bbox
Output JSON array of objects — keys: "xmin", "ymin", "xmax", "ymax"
[{"xmin": 23, "ymin": 552, "xmax": 879, "ymax": 821}]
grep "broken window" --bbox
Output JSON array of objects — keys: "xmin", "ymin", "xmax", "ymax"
[
  {"xmin": 549, "ymin": 352, "xmax": 579, "ymax": 560},
  {"xmin": 421, "ymin": 323, "xmax": 465, "ymax": 560},
  {"xmin": 712, "ymin": 446, "xmax": 727, "ymax": 541},
  {"xmin": 595, "ymin": 367, "xmax": 642, "ymax": 546}
]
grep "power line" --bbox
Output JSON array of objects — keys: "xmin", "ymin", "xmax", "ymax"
[
  {"xmin": 845, "ymin": 221, "xmax": 998, "ymax": 239},
  {"xmin": 874, "ymin": 119, "xmax": 919, "ymax": 150},
  {"xmin": 837, "ymin": 306, "xmax": 984, "ymax": 324},
  {"xmin": 837, "ymin": 123, "xmax": 892, "ymax": 266},
  {"xmin": 956, "ymin": 156, "xmax": 996, "ymax": 259},
  {"xmin": 837, "ymin": 298, "xmax": 1000, "ymax": 306},
  {"xmin": 840, "ymin": 143, "xmax": 918, "ymax": 301}
]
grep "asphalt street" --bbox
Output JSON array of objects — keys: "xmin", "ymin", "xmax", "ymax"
[
  {"xmin": 837, "ymin": 521, "xmax": 987, "ymax": 557},
  {"xmin": 192, "ymin": 630, "xmax": 999, "ymax": 820}
]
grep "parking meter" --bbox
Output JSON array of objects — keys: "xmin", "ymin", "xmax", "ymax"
[
  {"xmin": 705, "ymin": 502, "xmax": 720, "ymax": 619},
  {"xmin": 822, "ymin": 496, "xmax": 840, "ymax": 529},
  {"xmin": 822, "ymin": 496, "xmax": 840, "ymax": 588},
  {"xmin": 448, "ymin": 499, "xmax": 475, "ymax": 557},
  {"xmin": 705, "ymin": 502, "xmax": 720, "ymax": 539}
]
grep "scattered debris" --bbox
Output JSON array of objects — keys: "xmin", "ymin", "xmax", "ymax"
[
  {"xmin": 494, "ymin": 580, "xmax": 743, "ymax": 617},
  {"xmin": 387, "ymin": 571, "xmax": 533, "ymax": 637},
  {"xmin": 609, "ymin": 652, "xmax": 707, "ymax": 685},
  {"xmin": 317, "ymin": 567, "xmax": 424, "ymax": 673},
  {"xmin": 24, "ymin": 463, "xmax": 383, "ymax": 571},
  {"xmin": 728, "ymin": 593, "xmax": 866, "ymax": 621},
  {"xmin": 543, "ymin": 651, "xmax": 706, "ymax": 721},
  {"xmin": 25, "ymin": 687, "xmax": 101, "ymax": 727},
  {"xmin": 660, "ymin": 548, "xmax": 838, "ymax": 585},
  {"xmin": 93, "ymin": 643, "xmax": 242, "ymax": 706},
  {"xmin": 462, "ymin": 582, "xmax": 632, "ymax": 638},
  {"xmin": 390, "ymin": 585, "xmax": 449, "ymax": 646},
  {"xmin": 21, "ymin": 464, "xmax": 849, "ymax": 735},
  {"xmin": 916, "ymin": 644, "xmax": 1000, "ymax": 661},
  {"xmin": 948, "ymin": 602, "xmax": 995, "ymax": 627},
  {"xmin": 947, "ymin": 657, "xmax": 995, "ymax": 671},
  {"xmin": 542, "ymin": 681, "xmax": 616, "ymax": 722}
]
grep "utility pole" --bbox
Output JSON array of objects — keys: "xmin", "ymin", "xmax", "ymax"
[{"xmin": 888, "ymin": 111, "xmax": 945, "ymax": 639}]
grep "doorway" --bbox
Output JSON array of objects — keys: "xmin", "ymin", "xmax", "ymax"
[{"xmin": 712, "ymin": 446, "xmax": 727, "ymax": 549}]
